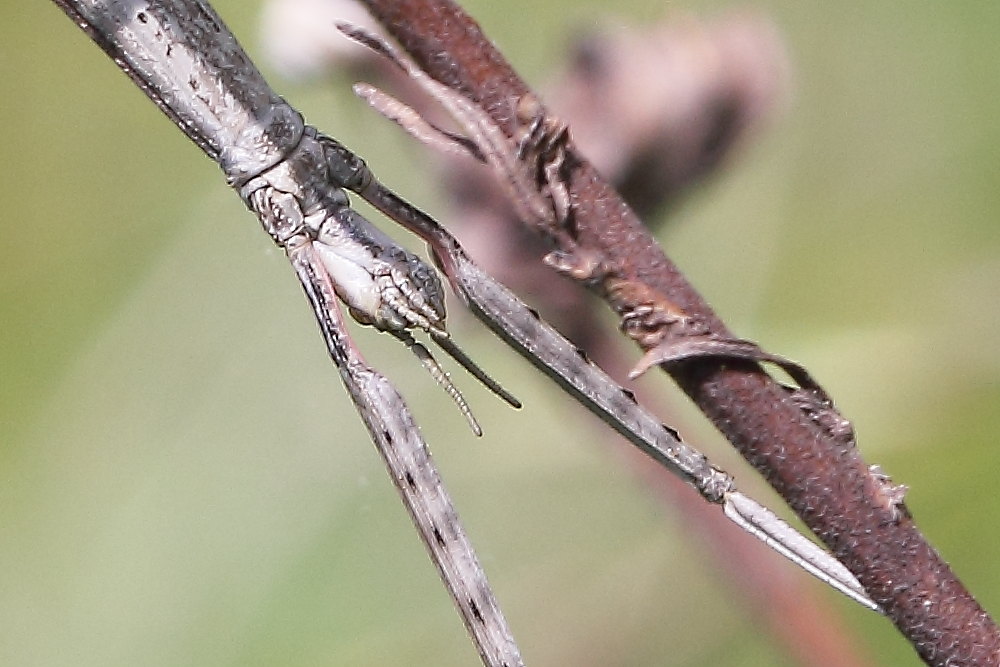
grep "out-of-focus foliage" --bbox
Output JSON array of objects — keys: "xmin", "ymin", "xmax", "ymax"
[{"xmin": 2, "ymin": 1, "xmax": 997, "ymax": 665}]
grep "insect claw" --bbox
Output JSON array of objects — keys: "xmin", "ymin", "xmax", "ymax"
[
  {"xmin": 393, "ymin": 331, "xmax": 483, "ymax": 436},
  {"xmin": 432, "ymin": 334, "xmax": 522, "ymax": 409}
]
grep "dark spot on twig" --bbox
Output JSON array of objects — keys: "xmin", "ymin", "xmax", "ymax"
[
  {"xmin": 432, "ymin": 526, "xmax": 446, "ymax": 547},
  {"xmin": 404, "ymin": 471, "xmax": 416, "ymax": 490},
  {"xmin": 575, "ymin": 347, "xmax": 589, "ymax": 362},
  {"xmin": 621, "ymin": 388, "xmax": 637, "ymax": 403},
  {"xmin": 469, "ymin": 598, "xmax": 485, "ymax": 624},
  {"xmin": 136, "ymin": 12, "xmax": 147, "ymax": 23},
  {"xmin": 382, "ymin": 429, "xmax": 393, "ymax": 444},
  {"xmin": 662, "ymin": 423, "xmax": 681, "ymax": 442}
]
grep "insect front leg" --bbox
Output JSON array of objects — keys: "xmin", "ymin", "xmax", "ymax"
[{"xmin": 310, "ymin": 202, "xmax": 520, "ymax": 433}]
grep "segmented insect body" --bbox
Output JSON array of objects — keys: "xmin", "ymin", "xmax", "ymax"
[{"xmin": 244, "ymin": 129, "xmax": 517, "ymax": 435}]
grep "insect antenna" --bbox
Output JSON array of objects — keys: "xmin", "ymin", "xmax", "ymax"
[{"xmin": 392, "ymin": 331, "xmax": 483, "ymax": 436}]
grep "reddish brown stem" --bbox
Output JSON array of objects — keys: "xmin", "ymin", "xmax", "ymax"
[{"xmin": 359, "ymin": 1, "xmax": 1000, "ymax": 664}]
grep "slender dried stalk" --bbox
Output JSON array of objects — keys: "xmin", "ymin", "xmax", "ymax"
[{"xmin": 358, "ymin": 1, "xmax": 1000, "ymax": 664}]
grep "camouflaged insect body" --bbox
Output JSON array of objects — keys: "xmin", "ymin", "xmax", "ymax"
[{"xmin": 242, "ymin": 126, "xmax": 447, "ymax": 340}]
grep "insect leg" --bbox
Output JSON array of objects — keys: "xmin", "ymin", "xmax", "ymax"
[{"xmin": 432, "ymin": 333, "xmax": 522, "ymax": 409}]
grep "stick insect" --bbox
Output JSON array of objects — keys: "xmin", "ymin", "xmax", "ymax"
[{"xmin": 50, "ymin": 0, "xmax": 879, "ymax": 664}]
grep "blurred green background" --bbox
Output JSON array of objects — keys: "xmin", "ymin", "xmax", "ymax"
[{"xmin": 3, "ymin": 1, "xmax": 999, "ymax": 665}]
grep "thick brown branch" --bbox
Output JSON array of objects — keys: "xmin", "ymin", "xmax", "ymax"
[{"xmin": 360, "ymin": 1, "xmax": 999, "ymax": 664}]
